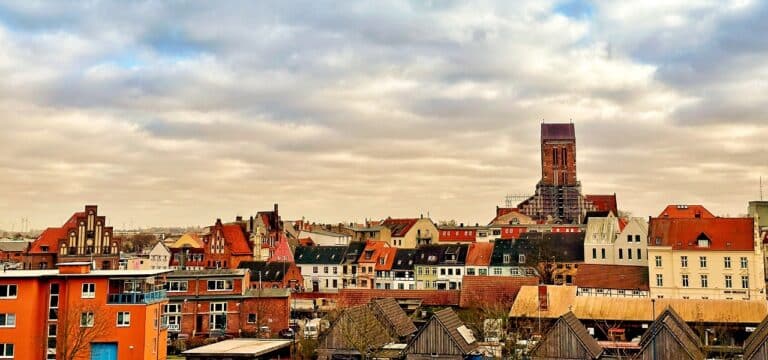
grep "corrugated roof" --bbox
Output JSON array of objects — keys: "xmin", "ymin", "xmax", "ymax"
[{"xmin": 510, "ymin": 285, "xmax": 768, "ymax": 323}]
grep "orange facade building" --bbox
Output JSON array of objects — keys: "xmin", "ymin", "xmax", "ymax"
[{"xmin": 0, "ymin": 262, "xmax": 170, "ymax": 360}]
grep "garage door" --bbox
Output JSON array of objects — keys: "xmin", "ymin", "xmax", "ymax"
[{"xmin": 91, "ymin": 342, "xmax": 117, "ymax": 360}]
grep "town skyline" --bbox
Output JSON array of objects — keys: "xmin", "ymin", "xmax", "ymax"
[{"xmin": 1, "ymin": 1, "xmax": 767, "ymax": 228}]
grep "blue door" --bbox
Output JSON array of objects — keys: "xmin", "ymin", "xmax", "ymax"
[{"xmin": 91, "ymin": 343, "xmax": 117, "ymax": 360}]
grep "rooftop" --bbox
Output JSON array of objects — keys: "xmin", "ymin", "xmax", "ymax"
[
  {"xmin": 541, "ymin": 123, "xmax": 575, "ymax": 141},
  {"xmin": 0, "ymin": 268, "xmax": 172, "ymax": 278},
  {"xmin": 182, "ymin": 339, "xmax": 291, "ymax": 356}
]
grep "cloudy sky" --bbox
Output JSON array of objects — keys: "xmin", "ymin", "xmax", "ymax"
[{"xmin": 0, "ymin": 0, "xmax": 766, "ymax": 229}]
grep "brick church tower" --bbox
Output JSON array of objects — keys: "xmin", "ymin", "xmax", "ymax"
[{"xmin": 518, "ymin": 123, "xmax": 591, "ymax": 224}]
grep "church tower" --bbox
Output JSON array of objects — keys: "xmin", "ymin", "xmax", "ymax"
[{"xmin": 540, "ymin": 123, "xmax": 577, "ymax": 186}]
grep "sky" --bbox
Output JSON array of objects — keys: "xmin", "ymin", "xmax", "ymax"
[{"xmin": 0, "ymin": 0, "xmax": 766, "ymax": 230}]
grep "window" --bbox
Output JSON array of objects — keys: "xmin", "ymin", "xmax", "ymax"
[
  {"xmin": 207, "ymin": 280, "xmax": 233, "ymax": 291},
  {"xmin": 80, "ymin": 312, "xmax": 94, "ymax": 327},
  {"xmin": 447, "ymin": 269, "xmax": 453, "ymax": 276},
  {"xmin": 167, "ymin": 281, "xmax": 188, "ymax": 292},
  {"xmin": 742, "ymin": 276, "xmax": 749, "ymax": 289},
  {"xmin": 332, "ymin": 279, "xmax": 337, "ymax": 288},
  {"xmin": 627, "ymin": 235, "xmax": 632, "ymax": 242},
  {"xmin": 456, "ymin": 269, "xmax": 461, "ymax": 276},
  {"xmin": 619, "ymin": 249, "xmax": 623, "ymax": 259},
  {"xmin": 700, "ymin": 275, "xmax": 708, "ymax": 288},
  {"xmin": 467, "ymin": 268, "xmax": 475, "ymax": 276},
  {"xmin": 635, "ymin": 235, "xmax": 641, "ymax": 242},
  {"xmin": 493, "ymin": 268, "xmax": 502, "ymax": 275},
  {"xmin": 210, "ymin": 302, "xmax": 227, "ymax": 313},
  {"xmin": 628, "ymin": 249, "xmax": 632, "ymax": 260},
  {"xmin": 440, "ymin": 269, "xmax": 446, "ymax": 275},
  {"xmin": 503, "ymin": 254, "xmax": 511, "ymax": 264},
  {"xmin": 0, "ymin": 344, "xmax": 12, "ymax": 359},
  {"xmin": 0, "ymin": 314, "xmax": 14, "ymax": 328},
  {"xmin": 81, "ymin": 283, "xmax": 95, "ymax": 298},
  {"xmin": 699, "ymin": 256, "xmax": 707, "ymax": 268},
  {"xmin": 117, "ymin": 312, "xmax": 131, "ymax": 327},
  {"xmin": 164, "ymin": 304, "xmax": 181, "ymax": 313},
  {"xmin": 312, "ymin": 266, "xmax": 318, "ymax": 274},
  {"xmin": 518, "ymin": 254, "xmax": 526, "ymax": 263},
  {"xmin": 637, "ymin": 249, "xmax": 642, "ymax": 260},
  {"xmin": 248, "ymin": 314, "xmax": 257, "ymax": 323},
  {"xmin": 601, "ymin": 248, "xmax": 606, "ymax": 259},
  {"xmin": 680, "ymin": 256, "xmax": 687, "ymax": 267},
  {"xmin": 724, "ymin": 257, "xmax": 731, "ymax": 269},
  {"xmin": 740, "ymin": 257, "xmax": 748, "ymax": 269},
  {"xmin": 725, "ymin": 275, "xmax": 732, "ymax": 289},
  {"xmin": 592, "ymin": 248, "xmax": 597, "ymax": 259},
  {"xmin": 333, "ymin": 267, "xmax": 338, "ymax": 274},
  {"xmin": 682, "ymin": 275, "xmax": 689, "ymax": 287},
  {"xmin": 417, "ymin": 267, "xmax": 423, "ymax": 275},
  {"xmin": 656, "ymin": 274, "xmax": 663, "ymax": 287},
  {"xmin": 479, "ymin": 268, "xmax": 488, "ymax": 276},
  {"xmin": 323, "ymin": 267, "xmax": 328, "ymax": 274},
  {"xmin": 655, "ymin": 256, "xmax": 662, "ymax": 267}
]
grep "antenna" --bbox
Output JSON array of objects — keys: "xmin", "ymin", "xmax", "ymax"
[{"xmin": 761, "ymin": 176, "xmax": 764, "ymax": 201}]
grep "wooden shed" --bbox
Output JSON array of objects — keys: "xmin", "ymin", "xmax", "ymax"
[
  {"xmin": 404, "ymin": 308, "xmax": 478, "ymax": 360},
  {"xmin": 743, "ymin": 314, "xmax": 768, "ymax": 360},
  {"xmin": 529, "ymin": 311, "xmax": 602, "ymax": 360},
  {"xmin": 634, "ymin": 307, "xmax": 704, "ymax": 360}
]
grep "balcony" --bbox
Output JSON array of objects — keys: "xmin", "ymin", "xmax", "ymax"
[{"xmin": 107, "ymin": 290, "xmax": 167, "ymax": 304}]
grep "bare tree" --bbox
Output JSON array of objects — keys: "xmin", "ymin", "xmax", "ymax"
[
  {"xmin": 57, "ymin": 302, "xmax": 112, "ymax": 360},
  {"xmin": 329, "ymin": 306, "xmax": 390, "ymax": 360}
]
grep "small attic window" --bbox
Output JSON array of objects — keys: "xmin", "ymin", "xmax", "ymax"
[
  {"xmin": 697, "ymin": 233, "xmax": 710, "ymax": 248},
  {"xmin": 427, "ymin": 255, "xmax": 437, "ymax": 262},
  {"xmin": 654, "ymin": 237, "xmax": 661, "ymax": 245}
]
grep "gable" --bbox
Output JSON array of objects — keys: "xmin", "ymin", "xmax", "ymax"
[
  {"xmin": 530, "ymin": 312, "xmax": 602, "ymax": 360},
  {"xmin": 405, "ymin": 317, "xmax": 465, "ymax": 356}
]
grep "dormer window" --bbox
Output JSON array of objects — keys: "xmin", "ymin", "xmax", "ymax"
[
  {"xmin": 518, "ymin": 254, "xmax": 526, "ymax": 264},
  {"xmin": 427, "ymin": 255, "xmax": 437, "ymax": 262},
  {"xmin": 379, "ymin": 258, "xmax": 385, "ymax": 265},
  {"xmin": 696, "ymin": 233, "xmax": 710, "ymax": 248},
  {"xmin": 503, "ymin": 254, "xmax": 511, "ymax": 264}
]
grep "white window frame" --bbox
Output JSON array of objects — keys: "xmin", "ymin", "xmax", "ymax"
[
  {"xmin": 80, "ymin": 312, "xmax": 94, "ymax": 328},
  {"xmin": 164, "ymin": 304, "xmax": 181, "ymax": 313},
  {"xmin": 210, "ymin": 302, "xmax": 227, "ymax": 313},
  {"xmin": 81, "ymin": 283, "xmax": 95, "ymax": 299},
  {"xmin": 742, "ymin": 275, "xmax": 749, "ymax": 289},
  {"xmin": 0, "ymin": 314, "xmax": 15, "ymax": 328},
  {"xmin": 0, "ymin": 285, "xmax": 17, "ymax": 299},
  {"xmin": 117, "ymin": 311, "xmax": 131, "ymax": 327},
  {"xmin": 740, "ymin": 257, "xmax": 748, "ymax": 269},
  {"xmin": 167, "ymin": 281, "xmax": 188, "ymax": 292},
  {"xmin": 207, "ymin": 279, "xmax": 233, "ymax": 291},
  {"xmin": 725, "ymin": 275, "xmax": 732, "ymax": 289},
  {"xmin": 0, "ymin": 344, "xmax": 13, "ymax": 359}
]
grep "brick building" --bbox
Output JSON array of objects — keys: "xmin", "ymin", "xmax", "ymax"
[
  {"xmin": 201, "ymin": 219, "xmax": 253, "ymax": 269},
  {"xmin": 0, "ymin": 262, "xmax": 170, "ymax": 360},
  {"xmin": 24, "ymin": 205, "xmax": 122, "ymax": 270},
  {"xmin": 164, "ymin": 269, "xmax": 290, "ymax": 339}
]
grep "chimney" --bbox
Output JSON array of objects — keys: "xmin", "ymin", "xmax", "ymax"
[
  {"xmin": 249, "ymin": 216, "xmax": 254, "ymax": 232},
  {"xmin": 460, "ymin": 223, "xmax": 464, "ymax": 227},
  {"xmin": 236, "ymin": 215, "xmax": 243, "ymax": 222}
]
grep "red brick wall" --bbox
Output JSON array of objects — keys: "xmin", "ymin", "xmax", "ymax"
[
  {"xmin": 338, "ymin": 289, "xmax": 460, "ymax": 307},
  {"xmin": 176, "ymin": 297, "xmax": 290, "ymax": 336},
  {"xmin": 541, "ymin": 140, "xmax": 577, "ymax": 186}
]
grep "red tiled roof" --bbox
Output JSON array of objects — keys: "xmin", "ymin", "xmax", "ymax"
[
  {"xmin": 618, "ymin": 218, "xmax": 628, "ymax": 231},
  {"xmin": 574, "ymin": 264, "xmax": 649, "ymax": 291},
  {"xmin": 29, "ymin": 211, "xmax": 84, "ymax": 253},
  {"xmin": 359, "ymin": 240, "xmax": 389, "ymax": 264},
  {"xmin": 657, "ymin": 205, "xmax": 715, "ymax": 219},
  {"xmin": 338, "ymin": 289, "xmax": 460, "ymax": 307},
  {"xmin": 222, "ymin": 224, "xmax": 252, "ymax": 255},
  {"xmin": 541, "ymin": 123, "xmax": 575, "ymax": 140},
  {"xmin": 465, "ymin": 243, "xmax": 494, "ymax": 266},
  {"xmin": 298, "ymin": 237, "xmax": 315, "ymax": 246},
  {"xmin": 375, "ymin": 247, "xmax": 398, "ymax": 271},
  {"xmin": 381, "ymin": 218, "xmax": 418, "ymax": 237},
  {"xmin": 585, "ymin": 194, "xmax": 618, "ymax": 215},
  {"xmin": 648, "ymin": 217, "xmax": 755, "ymax": 251},
  {"xmin": 269, "ymin": 233, "xmax": 294, "ymax": 263},
  {"xmin": 438, "ymin": 228, "xmax": 476, "ymax": 242},
  {"xmin": 459, "ymin": 276, "xmax": 538, "ymax": 308}
]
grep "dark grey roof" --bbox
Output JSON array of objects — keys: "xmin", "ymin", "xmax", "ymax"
[
  {"xmin": 343, "ymin": 241, "xmax": 367, "ymax": 264},
  {"xmin": 238, "ymin": 261, "xmax": 292, "ymax": 282},
  {"xmin": 529, "ymin": 311, "xmax": 602, "ymax": 359},
  {"xmin": 0, "ymin": 241, "xmax": 28, "ymax": 252},
  {"xmin": 392, "ymin": 249, "xmax": 417, "ymax": 270},
  {"xmin": 413, "ymin": 244, "xmax": 468, "ymax": 266},
  {"xmin": 294, "ymin": 246, "xmax": 346, "ymax": 265}
]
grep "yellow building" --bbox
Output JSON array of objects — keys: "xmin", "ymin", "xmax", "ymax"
[
  {"xmin": 648, "ymin": 214, "xmax": 765, "ymax": 300},
  {"xmin": 381, "ymin": 217, "xmax": 438, "ymax": 248}
]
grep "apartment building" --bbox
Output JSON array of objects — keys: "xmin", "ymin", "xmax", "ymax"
[
  {"xmin": 0, "ymin": 262, "xmax": 170, "ymax": 360},
  {"xmin": 648, "ymin": 206, "xmax": 766, "ymax": 300},
  {"xmin": 390, "ymin": 249, "xmax": 417, "ymax": 290},
  {"xmin": 381, "ymin": 217, "xmax": 438, "ymax": 248},
  {"xmin": 357, "ymin": 241, "xmax": 391, "ymax": 289},
  {"xmin": 584, "ymin": 214, "xmax": 648, "ymax": 266},
  {"xmin": 413, "ymin": 244, "xmax": 468, "ymax": 290},
  {"xmin": 294, "ymin": 246, "xmax": 346, "ymax": 292},
  {"xmin": 163, "ymin": 269, "xmax": 289, "ymax": 339},
  {"xmin": 437, "ymin": 225, "xmax": 494, "ymax": 243}
]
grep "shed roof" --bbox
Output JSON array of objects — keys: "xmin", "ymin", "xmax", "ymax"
[
  {"xmin": 529, "ymin": 311, "xmax": 602, "ymax": 359},
  {"xmin": 638, "ymin": 307, "xmax": 704, "ymax": 360},
  {"xmin": 432, "ymin": 308, "xmax": 478, "ymax": 354},
  {"xmin": 743, "ymin": 313, "xmax": 768, "ymax": 359},
  {"xmin": 510, "ymin": 285, "xmax": 768, "ymax": 323},
  {"xmin": 371, "ymin": 298, "xmax": 417, "ymax": 337}
]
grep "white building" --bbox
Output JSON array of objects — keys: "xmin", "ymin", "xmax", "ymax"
[{"xmin": 297, "ymin": 229, "xmax": 352, "ymax": 246}]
